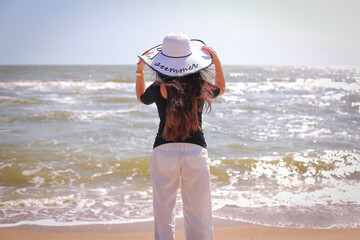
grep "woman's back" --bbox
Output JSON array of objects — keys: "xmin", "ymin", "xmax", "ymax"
[{"xmin": 140, "ymin": 72, "xmax": 220, "ymax": 148}]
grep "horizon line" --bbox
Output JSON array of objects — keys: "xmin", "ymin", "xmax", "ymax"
[{"xmin": 1, "ymin": 63, "xmax": 359, "ymax": 68}]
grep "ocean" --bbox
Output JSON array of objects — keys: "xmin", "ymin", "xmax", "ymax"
[{"xmin": 0, "ymin": 65, "xmax": 359, "ymax": 228}]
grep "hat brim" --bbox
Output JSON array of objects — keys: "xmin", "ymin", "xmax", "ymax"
[{"xmin": 138, "ymin": 39, "xmax": 213, "ymax": 77}]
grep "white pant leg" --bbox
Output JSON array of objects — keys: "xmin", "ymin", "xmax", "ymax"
[
  {"xmin": 151, "ymin": 144, "xmax": 181, "ymax": 240},
  {"xmin": 181, "ymin": 144, "xmax": 213, "ymax": 240}
]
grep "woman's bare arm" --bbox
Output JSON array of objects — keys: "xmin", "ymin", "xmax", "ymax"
[
  {"xmin": 202, "ymin": 46, "xmax": 225, "ymax": 96},
  {"xmin": 136, "ymin": 59, "xmax": 146, "ymax": 104}
]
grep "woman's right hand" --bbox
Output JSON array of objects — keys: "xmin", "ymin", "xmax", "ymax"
[
  {"xmin": 201, "ymin": 46, "xmax": 225, "ymax": 96},
  {"xmin": 201, "ymin": 46, "xmax": 220, "ymax": 63}
]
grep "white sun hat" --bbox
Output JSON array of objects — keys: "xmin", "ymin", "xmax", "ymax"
[{"xmin": 138, "ymin": 32, "xmax": 213, "ymax": 77}]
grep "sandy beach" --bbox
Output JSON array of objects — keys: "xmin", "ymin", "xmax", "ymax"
[{"xmin": 0, "ymin": 218, "xmax": 359, "ymax": 240}]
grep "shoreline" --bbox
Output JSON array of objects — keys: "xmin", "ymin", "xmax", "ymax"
[{"xmin": 0, "ymin": 218, "xmax": 359, "ymax": 240}]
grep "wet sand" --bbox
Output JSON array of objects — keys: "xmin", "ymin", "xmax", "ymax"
[{"xmin": 0, "ymin": 218, "xmax": 359, "ymax": 240}]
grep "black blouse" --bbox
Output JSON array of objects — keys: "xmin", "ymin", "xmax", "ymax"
[{"xmin": 140, "ymin": 82, "xmax": 220, "ymax": 149}]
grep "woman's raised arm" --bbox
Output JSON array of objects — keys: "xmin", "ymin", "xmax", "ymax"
[
  {"xmin": 135, "ymin": 59, "xmax": 146, "ymax": 104},
  {"xmin": 202, "ymin": 46, "xmax": 225, "ymax": 96}
]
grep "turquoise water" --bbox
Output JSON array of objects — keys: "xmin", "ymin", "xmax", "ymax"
[{"xmin": 0, "ymin": 65, "xmax": 359, "ymax": 228}]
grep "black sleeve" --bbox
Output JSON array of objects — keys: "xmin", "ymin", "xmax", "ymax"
[
  {"xmin": 205, "ymin": 81, "xmax": 221, "ymax": 99},
  {"xmin": 140, "ymin": 82, "xmax": 159, "ymax": 105},
  {"xmin": 212, "ymin": 87, "xmax": 221, "ymax": 98}
]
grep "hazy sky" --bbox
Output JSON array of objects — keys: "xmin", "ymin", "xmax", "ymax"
[{"xmin": 0, "ymin": 0, "xmax": 359, "ymax": 65}]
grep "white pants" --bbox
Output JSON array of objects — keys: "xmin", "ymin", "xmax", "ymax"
[{"xmin": 150, "ymin": 143, "xmax": 213, "ymax": 240}]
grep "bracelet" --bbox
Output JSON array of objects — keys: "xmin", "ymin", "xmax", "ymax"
[{"xmin": 135, "ymin": 71, "xmax": 144, "ymax": 77}]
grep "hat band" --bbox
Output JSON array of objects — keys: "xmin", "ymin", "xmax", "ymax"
[{"xmin": 160, "ymin": 51, "xmax": 192, "ymax": 58}]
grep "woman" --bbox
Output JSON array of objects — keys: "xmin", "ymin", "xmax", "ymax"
[{"xmin": 136, "ymin": 32, "xmax": 225, "ymax": 240}]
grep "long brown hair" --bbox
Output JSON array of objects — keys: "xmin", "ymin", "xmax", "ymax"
[{"xmin": 156, "ymin": 70, "xmax": 216, "ymax": 141}]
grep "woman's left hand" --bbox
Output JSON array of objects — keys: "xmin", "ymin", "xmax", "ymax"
[{"xmin": 137, "ymin": 59, "xmax": 145, "ymax": 72}]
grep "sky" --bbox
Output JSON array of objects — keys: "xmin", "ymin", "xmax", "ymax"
[{"xmin": 0, "ymin": 0, "xmax": 359, "ymax": 66}]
